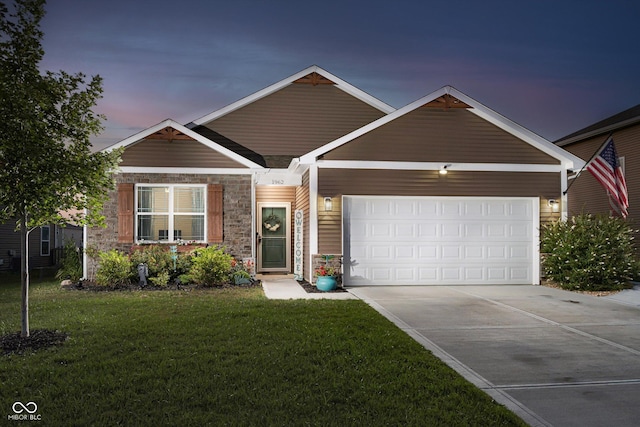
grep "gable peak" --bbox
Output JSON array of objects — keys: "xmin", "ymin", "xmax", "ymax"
[
  {"xmin": 423, "ymin": 93, "xmax": 471, "ymax": 109},
  {"xmin": 293, "ymin": 72, "xmax": 335, "ymax": 86},
  {"xmin": 144, "ymin": 126, "xmax": 193, "ymax": 143}
]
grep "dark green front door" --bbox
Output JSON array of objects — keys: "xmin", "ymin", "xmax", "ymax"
[{"xmin": 258, "ymin": 204, "xmax": 290, "ymax": 272}]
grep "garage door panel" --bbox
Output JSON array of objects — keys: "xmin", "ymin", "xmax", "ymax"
[
  {"xmin": 510, "ymin": 245, "xmax": 530, "ymax": 259},
  {"xmin": 465, "ymin": 267, "xmax": 484, "ymax": 280},
  {"xmin": 487, "ymin": 246, "xmax": 506, "ymax": 259},
  {"xmin": 371, "ymin": 245, "xmax": 391, "ymax": 258},
  {"xmin": 441, "ymin": 223, "xmax": 462, "ymax": 238},
  {"xmin": 343, "ymin": 196, "xmax": 539, "ymax": 286},
  {"xmin": 419, "ymin": 223, "xmax": 438, "ymax": 237},
  {"xmin": 488, "ymin": 268, "xmax": 507, "ymax": 280},
  {"xmin": 395, "ymin": 246, "xmax": 416, "ymax": 259},
  {"xmin": 464, "ymin": 246, "xmax": 484, "ymax": 259}
]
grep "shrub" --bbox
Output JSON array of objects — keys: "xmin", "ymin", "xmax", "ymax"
[
  {"xmin": 149, "ymin": 271, "xmax": 170, "ymax": 287},
  {"xmin": 541, "ymin": 214, "xmax": 637, "ymax": 291},
  {"xmin": 187, "ymin": 246, "xmax": 233, "ymax": 286},
  {"xmin": 55, "ymin": 239, "xmax": 83, "ymax": 282},
  {"xmin": 130, "ymin": 245, "xmax": 174, "ymax": 284},
  {"xmin": 95, "ymin": 250, "xmax": 132, "ymax": 287}
]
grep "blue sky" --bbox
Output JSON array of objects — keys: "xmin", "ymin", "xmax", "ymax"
[{"xmin": 39, "ymin": 0, "xmax": 640, "ymax": 150}]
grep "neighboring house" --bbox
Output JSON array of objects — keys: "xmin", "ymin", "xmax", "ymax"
[
  {"xmin": 555, "ymin": 104, "xmax": 640, "ymax": 227},
  {"xmin": 86, "ymin": 65, "xmax": 584, "ymax": 286},
  {"xmin": 0, "ymin": 222, "xmax": 81, "ymax": 272}
]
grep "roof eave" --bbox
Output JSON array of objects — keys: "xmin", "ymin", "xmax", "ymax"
[{"xmin": 556, "ymin": 116, "xmax": 640, "ymax": 147}]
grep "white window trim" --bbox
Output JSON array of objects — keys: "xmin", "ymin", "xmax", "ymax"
[
  {"xmin": 134, "ymin": 184, "xmax": 207, "ymax": 243},
  {"xmin": 40, "ymin": 225, "xmax": 51, "ymax": 256}
]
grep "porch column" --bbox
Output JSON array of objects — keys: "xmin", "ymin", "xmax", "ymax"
[{"xmin": 308, "ymin": 164, "xmax": 319, "ymax": 282}]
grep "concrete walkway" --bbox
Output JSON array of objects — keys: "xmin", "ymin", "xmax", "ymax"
[{"xmin": 259, "ymin": 275, "xmax": 356, "ymax": 300}]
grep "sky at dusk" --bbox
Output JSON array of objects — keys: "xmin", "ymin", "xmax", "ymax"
[{"xmin": 38, "ymin": 0, "xmax": 640, "ymax": 151}]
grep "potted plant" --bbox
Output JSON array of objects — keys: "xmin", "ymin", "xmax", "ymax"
[{"xmin": 314, "ymin": 264, "xmax": 337, "ymax": 291}]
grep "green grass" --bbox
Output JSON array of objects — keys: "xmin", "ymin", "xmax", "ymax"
[{"xmin": 0, "ymin": 275, "xmax": 525, "ymax": 426}]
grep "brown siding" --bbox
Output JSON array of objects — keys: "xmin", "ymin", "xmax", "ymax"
[
  {"xmin": 324, "ymin": 108, "xmax": 560, "ymax": 164},
  {"xmin": 562, "ymin": 127, "xmax": 640, "ymax": 219},
  {"xmin": 0, "ymin": 223, "xmax": 59, "ymax": 271},
  {"xmin": 318, "ymin": 196, "xmax": 342, "ymax": 255},
  {"xmin": 206, "ymin": 84, "xmax": 386, "ymax": 156},
  {"xmin": 120, "ymin": 139, "xmax": 246, "ymax": 168},
  {"xmin": 562, "ymin": 126, "xmax": 640, "ymax": 249},
  {"xmin": 317, "ymin": 168, "xmax": 561, "ymax": 253}
]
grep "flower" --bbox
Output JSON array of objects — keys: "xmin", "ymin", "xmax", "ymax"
[{"xmin": 314, "ymin": 265, "xmax": 336, "ymax": 277}]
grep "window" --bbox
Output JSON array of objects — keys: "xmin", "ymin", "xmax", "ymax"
[
  {"xmin": 40, "ymin": 225, "xmax": 51, "ymax": 256},
  {"xmin": 135, "ymin": 185, "xmax": 206, "ymax": 242}
]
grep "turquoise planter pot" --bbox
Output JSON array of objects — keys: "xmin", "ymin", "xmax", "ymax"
[{"xmin": 316, "ymin": 276, "xmax": 337, "ymax": 291}]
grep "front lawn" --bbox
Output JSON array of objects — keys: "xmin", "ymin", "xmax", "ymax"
[{"xmin": 0, "ymin": 276, "xmax": 525, "ymax": 426}]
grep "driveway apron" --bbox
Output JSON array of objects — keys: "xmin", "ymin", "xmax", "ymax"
[{"xmin": 349, "ymin": 285, "xmax": 640, "ymax": 427}]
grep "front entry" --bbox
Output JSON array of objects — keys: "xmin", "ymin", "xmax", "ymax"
[{"xmin": 257, "ymin": 202, "xmax": 291, "ymax": 272}]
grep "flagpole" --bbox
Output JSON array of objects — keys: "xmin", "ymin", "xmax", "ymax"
[{"xmin": 562, "ymin": 132, "xmax": 613, "ymax": 196}]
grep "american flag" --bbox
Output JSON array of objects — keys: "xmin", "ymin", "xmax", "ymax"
[{"xmin": 586, "ymin": 136, "xmax": 629, "ymax": 218}]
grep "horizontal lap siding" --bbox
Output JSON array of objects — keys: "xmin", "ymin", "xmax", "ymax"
[
  {"xmin": 318, "ymin": 169, "xmax": 560, "ymax": 254},
  {"xmin": 324, "ymin": 108, "xmax": 559, "ymax": 164},
  {"xmin": 120, "ymin": 139, "xmax": 245, "ymax": 168},
  {"xmin": 206, "ymin": 84, "xmax": 386, "ymax": 156},
  {"xmin": 562, "ymin": 127, "xmax": 640, "ymax": 219},
  {"xmin": 562, "ymin": 126, "xmax": 640, "ymax": 251}
]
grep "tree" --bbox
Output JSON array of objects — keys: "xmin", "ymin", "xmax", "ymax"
[{"xmin": 0, "ymin": 0, "xmax": 121, "ymax": 337}]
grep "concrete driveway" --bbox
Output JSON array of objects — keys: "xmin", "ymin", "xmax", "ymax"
[{"xmin": 348, "ymin": 285, "xmax": 640, "ymax": 427}]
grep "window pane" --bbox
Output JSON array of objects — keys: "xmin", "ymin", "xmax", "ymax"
[
  {"xmin": 138, "ymin": 187, "xmax": 169, "ymax": 213},
  {"xmin": 137, "ymin": 215, "xmax": 169, "ymax": 241},
  {"xmin": 174, "ymin": 215, "xmax": 204, "ymax": 241},
  {"xmin": 41, "ymin": 226, "xmax": 50, "ymax": 241},
  {"xmin": 174, "ymin": 187, "xmax": 205, "ymax": 213}
]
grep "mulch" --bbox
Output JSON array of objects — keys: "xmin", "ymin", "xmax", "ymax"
[
  {"xmin": 62, "ymin": 279, "xmax": 262, "ymax": 292},
  {"xmin": 1, "ymin": 329, "xmax": 69, "ymax": 356},
  {"xmin": 297, "ymin": 279, "xmax": 348, "ymax": 293}
]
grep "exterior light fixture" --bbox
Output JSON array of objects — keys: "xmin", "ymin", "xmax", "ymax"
[
  {"xmin": 548, "ymin": 199, "xmax": 560, "ymax": 212},
  {"xmin": 324, "ymin": 197, "xmax": 333, "ymax": 211},
  {"xmin": 439, "ymin": 164, "xmax": 451, "ymax": 175}
]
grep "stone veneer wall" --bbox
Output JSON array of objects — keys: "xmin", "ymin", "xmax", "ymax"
[{"xmin": 86, "ymin": 173, "xmax": 253, "ymax": 279}]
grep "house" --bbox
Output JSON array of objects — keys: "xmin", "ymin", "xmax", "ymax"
[
  {"xmin": 0, "ymin": 222, "xmax": 81, "ymax": 272},
  {"xmin": 86, "ymin": 65, "xmax": 584, "ymax": 286},
  {"xmin": 555, "ymin": 104, "xmax": 640, "ymax": 226}
]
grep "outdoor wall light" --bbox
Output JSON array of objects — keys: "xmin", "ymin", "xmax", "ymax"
[
  {"xmin": 548, "ymin": 199, "xmax": 560, "ymax": 212},
  {"xmin": 324, "ymin": 197, "xmax": 333, "ymax": 211},
  {"xmin": 439, "ymin": 164, "xmax": 452, "ymax": 175}
]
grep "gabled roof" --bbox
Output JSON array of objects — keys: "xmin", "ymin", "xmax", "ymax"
[
  {"xmin": 555, "ymin": 103, "xmax": 640, "ymax": 146},
  {"xmin": 190, "ymin": 125, "xmax": 266, "ymax": 167},
  {"xmin": 300, "ymin": 85, "xmax": 585, "ymax": 170},
  {"xmin": 104, "ymin": 119, "xmax": 265, "ymax": 169},
  {"xmin": 187, "ymin": 65, "xmax": 395, "ymax": 127}
]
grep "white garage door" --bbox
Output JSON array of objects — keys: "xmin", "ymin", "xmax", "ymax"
[{"xmin": 342, "ymin": 196, "xmax": 539, "ymax": 286}]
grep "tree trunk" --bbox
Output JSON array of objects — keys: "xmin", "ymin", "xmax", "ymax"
[{"xmin": 20, "ymin": 213, "xmax": 30, "ymax": 338}]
